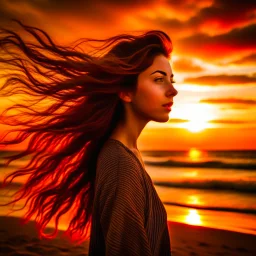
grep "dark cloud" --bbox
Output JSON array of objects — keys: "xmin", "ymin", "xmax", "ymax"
[
  {"xmin": 215, "ymin": 0, "xmax": 256, "ymax": 12},
  {"xmin": 3, "ymin": 0, "xmax": 98, "ymax": 12},
  {"xmin": 175, "ymin": 24, "xmax": 256, "ymax": 61},
  {"xmin": 187, "ymin": 0, "xmax": 256, "ymax": 32},
  {"xmin": 0, "ymin": 0, "xmax": 161, "ymax": 42},
  {"xmin": 150, "ymin": 18, "xmax": 185, "ymax": 34},
  {"xmin": 0, "ymin": 1, "xmax": 22, "ymax": 24},
  {"xmin": 200, "ymin": 98, "xmax": 256, "ymax": 105},
  {"xmin": 0, "ymin": 0, "xmax": 255, "ymax": 62},
  {"xmin": 172, "ymin": 58, "xmax": 205, "ymax": 72},
  {"xmin": 0, "ymin": 1, "xmax": 47, "ymax": 37},
  {"xmin": 0, "ymin": 0, "xmax": 131, "ymax": 43},
  {"xmin": 184, "ymin": 74, "xmax": 256, "ymax": 85},
  {"xmin": 0, "ymin": 0, "xmax": 107, "ymax": 22},
  {"xmin": 1, "ymin": 0, "xmax": 155, "ymax": 17},
  {"xmin": 141, "ymin": 0, "xmax": 255, "ymax": 41},
  {"xmin": 231, "ymin": 54, "xmax": 256, "ymax": 65},
  {"xmin": 164, "ymin": 0, "xmax": 213, "ymax": 16}
]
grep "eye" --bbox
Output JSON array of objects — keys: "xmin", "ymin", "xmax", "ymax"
[
  {"xmin": 154, "ymin": 77, "xmax": 164, "ymax": 82},
  {"xmin": 154, "ymin": 77, "xmax": 176, "ymax": 84}
]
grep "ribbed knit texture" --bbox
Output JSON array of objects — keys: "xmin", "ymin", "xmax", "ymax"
[{"xmin": 88, "ymin": 139, "xmax": 171, "ymax": 256}]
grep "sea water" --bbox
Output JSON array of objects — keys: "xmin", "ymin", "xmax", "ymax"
[
  {"xmin": 1, "ymin": 149, "xmax": 256, "ymax": 235},
  {"xmin": 142, "ymin": 149, "xmax": 256, "ymax": 235}
]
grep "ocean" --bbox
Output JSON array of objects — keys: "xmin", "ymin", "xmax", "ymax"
[
  {"xmin": 1, "ymin": 149, "xmax": 256, "ymax": 235},
  {"xmin": 142, "ymin": 149, "xmax": 256, "ymax": 235}
]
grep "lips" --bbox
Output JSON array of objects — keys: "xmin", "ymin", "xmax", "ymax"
[{"xmin": 162, "ymin": 102, "xmax": 173, "ymax": 107}]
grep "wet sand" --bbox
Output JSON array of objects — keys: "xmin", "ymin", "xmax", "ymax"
[{"xmin": 0, "ymin": 216, "xmax": 255, "ymax": 255}]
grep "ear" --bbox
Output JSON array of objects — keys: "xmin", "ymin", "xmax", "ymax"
[{"xmin": 118, "ymin": 91, "xmax": 132, "ymax": 103}]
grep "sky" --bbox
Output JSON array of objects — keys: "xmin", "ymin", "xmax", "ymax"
[{"xmin": 0, "ymin": 0, "xmax": 255, "ymax": 150}]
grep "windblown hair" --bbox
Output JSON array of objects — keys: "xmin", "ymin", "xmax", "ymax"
[{"xmin": 0, "ymin": 20, "xmax": 172, "ymax": 244}]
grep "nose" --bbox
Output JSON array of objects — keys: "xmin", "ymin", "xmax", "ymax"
[{"xmin": 166, "ymin": 84, "xmax": 178, "ymax": 98}]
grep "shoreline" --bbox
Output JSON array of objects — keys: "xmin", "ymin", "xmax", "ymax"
[
  {"xmin": 168, "ymin": 220, "xmax": 256, "ymax": 255},
  {"xmin": 164, "ymin": 203, "xmax": 256, "ymax": 236},
  {"xmin": 0, "ymin": 215, "xmax": 255, "ymax": 255}
]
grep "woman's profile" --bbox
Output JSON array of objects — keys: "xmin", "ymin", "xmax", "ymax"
[{"xmin": 0, "ymin": 20, "xmax": 178, "ymax": 255}]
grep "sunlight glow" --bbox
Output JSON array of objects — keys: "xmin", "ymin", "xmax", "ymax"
[
  {"xmin": 176, "ymin": 104, "xmax": 215, "ymax": 132},
  {"xmin": 185, "ymin": 209, "xmax": 202, "ymax": 225},
  {"xmin": 178, "ymin": 84, "xmax": 213, "ymax": 92},
  {"xmin": 188, "ymin": 148, "xmax": 202, "ymax": 161},
  {"xmin": 183, "ymin": 171, "xmax": 198, "ymax": 177},
  {"xmin": 187, "ymin": 195, "xmax": 202, "ymax": 205},
  {"xmin": 185, "ymin": 120, "xmax": 209, "ymax": 132}
]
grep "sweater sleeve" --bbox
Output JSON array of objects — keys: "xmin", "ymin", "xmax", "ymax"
[{"xmin": 98, "ymin": 152, "xmax": 153, "ymax": 256}]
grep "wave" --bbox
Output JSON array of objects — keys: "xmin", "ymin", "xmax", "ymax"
[
  {"xmin": 1, "ymin": 182, "xmax": 256, "ymax": 216},
  {"xmin": 162, "ymin": 201, "xmax": 256, "ymax": 215},
  {"xmin": 144, "ymin": 159, "xmax": 256, "ymax": 170},
  {"xmin": 153, "ymin": 179, "xmax": 256, "ymax": 194}
]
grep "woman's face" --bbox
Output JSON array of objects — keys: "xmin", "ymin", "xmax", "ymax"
[{"xmin": 131, "ymin": 54, "xmax": 178, "ymax": 123}]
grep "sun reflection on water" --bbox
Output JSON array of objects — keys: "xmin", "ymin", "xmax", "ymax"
[
  {"xmin": 185, "ymin": 209, "xmax": 202, "ymax": 225},
  {"xmin": 188, "ymin": 148, "xmax": 202, "ymax": 161}
]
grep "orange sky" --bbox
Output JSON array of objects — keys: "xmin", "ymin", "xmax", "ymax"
[{"xmin": 0, "ymin": 0, "xmax": 255, "ymax": 150}]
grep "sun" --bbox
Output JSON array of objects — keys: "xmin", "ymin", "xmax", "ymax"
[
  {"xmin": 176, "ymin": 104, "xmax": 214, "ymax": 133},
  {"xmin": 185, "ymin": 120, "xmax": 208, "ymax": 132}
]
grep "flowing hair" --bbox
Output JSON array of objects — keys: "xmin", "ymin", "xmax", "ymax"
[{"xmin": 0, "ymin": 19, "xmax": 172, "ymax": 244}]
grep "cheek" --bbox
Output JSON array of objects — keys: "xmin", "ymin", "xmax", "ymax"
[{"xmin": 134, "ymin": 83, "xmax": 163, "ymax": 111}]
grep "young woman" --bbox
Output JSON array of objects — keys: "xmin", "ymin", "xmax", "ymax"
[{"xmin": 0, "ymin": 20, "xmax": 178, "ymax": 255}]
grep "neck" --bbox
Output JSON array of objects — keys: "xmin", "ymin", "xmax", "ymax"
[{"xmin": 109, "ymin": 105, "xmax": 149, "ymax": 150}]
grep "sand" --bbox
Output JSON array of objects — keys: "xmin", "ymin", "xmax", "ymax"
[
  {"xmin": 168, "ymin": 221, "xmax": 256, "ymax": 256},
  {"xmin": 0, "ymin": 216, "xmax": 255, "ymax": 256}
]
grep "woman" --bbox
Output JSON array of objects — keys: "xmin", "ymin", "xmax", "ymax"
[{"xmin": 0, "ymin": 20, "xmax": 178, "ymax": 255}]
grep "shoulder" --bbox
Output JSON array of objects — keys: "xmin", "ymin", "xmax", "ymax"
[
  {"xmin": 96, "ymin": 139, "xmax": 143, "ymax": 184},
  {"xmin": 97, "ymin": 139, "xmax": 139, "ymax": 169},
  {"xmin": 96, "ymin": 140, "xmax": 146, "ymax": 203}
]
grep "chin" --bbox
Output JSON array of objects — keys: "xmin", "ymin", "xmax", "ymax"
[{"xmin": 152, "ymin": 115, "xmax": 170, "ymax": 123}]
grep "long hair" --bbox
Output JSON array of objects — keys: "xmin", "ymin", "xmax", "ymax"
[{"xmin": 0, "ymin": 19, "xmax": 172, "ymax": 244}]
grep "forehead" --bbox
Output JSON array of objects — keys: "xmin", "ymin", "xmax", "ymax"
[{"xmin": 145, "ymin": 55, "xmax": 172, "ymax": 75}]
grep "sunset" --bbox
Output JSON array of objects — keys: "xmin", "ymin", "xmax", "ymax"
[
  {"xmin": 0, "ymin": 1, "xmax": 255, "ymax": 255},
  {"xmin": 0, "ymin": 0, "xmax": 255, "ymax": 150}
]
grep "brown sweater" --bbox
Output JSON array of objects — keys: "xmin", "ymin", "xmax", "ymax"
[{"xmin": 88, "ymin": 139, "xmax": 171, "ymax": 256}]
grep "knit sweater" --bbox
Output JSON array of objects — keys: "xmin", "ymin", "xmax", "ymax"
[{"xmin": 88, "ymin": 138, "xmax": 171, "ymax": 256}]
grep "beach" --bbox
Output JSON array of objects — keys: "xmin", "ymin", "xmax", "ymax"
[
  {"xmin": 1, "ymin": 150, "xmax": 256, "ymax": 255},
  {"xmin": 0, "ymin": 216, "xmax": 255, "ymax": 256}
]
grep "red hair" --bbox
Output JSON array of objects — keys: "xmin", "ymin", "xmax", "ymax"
[{"xmin": 0, "ymin": 19, "xmax": 173, "ymax": 244}]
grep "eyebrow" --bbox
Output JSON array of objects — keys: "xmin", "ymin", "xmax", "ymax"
[{"xmin": 150, "ymin": 70, "xmax": 174, "ymax": 78}]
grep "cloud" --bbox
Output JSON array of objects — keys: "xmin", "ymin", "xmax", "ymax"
[
  {"xmin": 184, "ymin": 74, "xmax": 256, "ymax": 85},
  {"xmin": 0, "ymin": 0, "xmax": 108, "ymax": 24},
  {"xmin": 220, "ymin": 106, "xmax": 255, "ymax": 110},
  {"xmin": 187, "ymin": 0, "xmax": 256, "ymax": 34},
  {"xmin": 168, "ymin": 118, "xmax": 189, "ymax": 123},
  {"xmin": 0, "ymin": 1, "xmax": 131, "ymax": 43},
  {"xmin": 1, "ymin": 0, "xmax": 156, "ymax": 20},
  {"xmin": 175, "ymin": 24, "xmax": 256, "ymax": 61},
  {"xmin": 0, "ymin": 0, "xmax": 255, "ymax": 64},
  {"xmin": 200, "ymin": 98, "xmax": 256, "ymax": 105},
  {"xmin": 139, "ymin": 0, "xmax": 255, "ymax": 40},
  {"xmin": 3, "ymin": 0, "xmax": 100, "ymax": 14},
  {"xmin": 230, "ymin": 53, "xmax": 256, "ymax": 66},
  {"xmin": 167, "ymin": 116, "xmax": 256, "ymax": 125},
  {"xmin": 172, "ymin": 58, "xmax": 205, "ymax": 72},
  {"xmin": 209, "ymin": 119, "xmax": 256, "ymax": 124},
  {"xmin": 0, "ymin": 2, "xmax": 13, "ymax": 23},
  {"xmin": 165, "ymin": 0, "xmax": 213, "ymax": 14}
]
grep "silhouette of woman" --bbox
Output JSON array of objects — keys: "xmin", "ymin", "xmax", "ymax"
[{"xmin": 0, "ymin": 20, "xmax": 178, "ymax": 255}]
